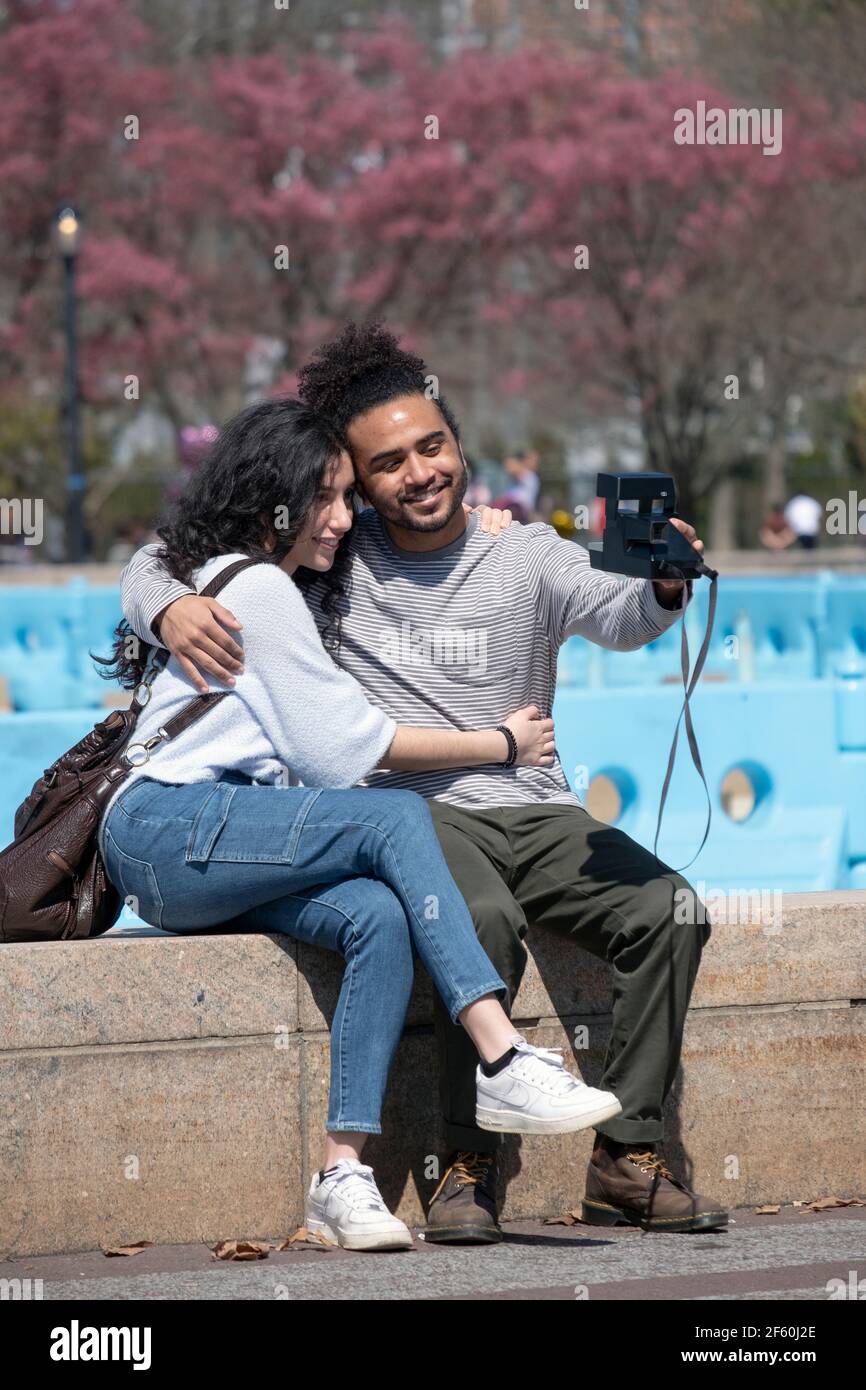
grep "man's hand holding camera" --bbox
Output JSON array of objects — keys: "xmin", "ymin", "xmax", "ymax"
[{"xmin": 652, "ymin": 517, "xmax": 705, "ymax": 608}]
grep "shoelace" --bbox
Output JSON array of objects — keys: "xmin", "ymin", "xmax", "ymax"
[
  {"xmin": 430, "ymin": 1150, "xmax": 493, "ymax": 1205},
  {"xmin": 510, "ymin": 1042, "xmax": 585, "ymax": 1095},
  {"xmin": 626, "ymin": 1149, "xmax": 677, "ymax": 1183},
  {"xmin": 328, "ymin": 1164, "xmax": 387, "ymax": 1212},
  {"xmin": 623, "ymin": 1147, "xmax": 694, "ymax": 1230}
]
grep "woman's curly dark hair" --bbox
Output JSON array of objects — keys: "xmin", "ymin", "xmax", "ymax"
[
  {"xmin": 94, "ymin": 397, "xmax": 353, "ymax": 689},
  {"xmin": 297, "ymin": 319, "xmax": 461, "ymax": 446}
]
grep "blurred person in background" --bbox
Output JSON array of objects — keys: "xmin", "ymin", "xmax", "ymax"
[
  {"xmin": 759, "ymin": 500, "xmax": 797, "ymax": 551},
  {"xmin": 783, "ymin": 492, "xmax": 823, "ymax": 550},
  {"xmin": 491, "ymin": 447, "xmax": 541, "ymax": 524}
]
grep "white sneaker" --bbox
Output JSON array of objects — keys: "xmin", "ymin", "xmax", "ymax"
[
  {"xmin": 304, "ymin": 1159, "xmax": 414, "ymax": 1251},
  {"xmin": 476, "ymin": 1036, "xmax": 623, "ymax": 1135}
]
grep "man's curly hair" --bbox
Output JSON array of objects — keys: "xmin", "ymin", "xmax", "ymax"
[{"xmin": 297, "ymin": 321, "xmax": 461, "ymax": 447}]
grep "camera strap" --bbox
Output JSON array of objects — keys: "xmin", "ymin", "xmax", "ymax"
[{"xmin": 653, "ymin": 564, "xmax": 719, "ymax": 872}]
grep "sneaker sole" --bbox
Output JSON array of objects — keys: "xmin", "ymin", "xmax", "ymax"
[
  {"xmin": 421, "ymin": 1222, "xmax": 503, "ymax": 1245},
  {"xmin": 305, "ymin": 1213, "xmax": 415, "ymax": 1251},
  {"xmin": 580, "ymin": 1198, "xmax": 729, "ymax": 1233},
  {"xmin": 475, "ymin": 1097, "xmax": 622, "ymax": 1135}
]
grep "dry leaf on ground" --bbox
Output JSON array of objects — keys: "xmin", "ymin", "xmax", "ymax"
[
  {"xmin": 801, "ymin": 1195, "xmax": 866, "ymax": 1212},
  {"xmin": 544, "ymin": 1209, "xmax": 581, "ymax": 1226},
  {"xmin": 210, "ymin": 1239, "xmax": 272, "ymax": 1261},
  {"xmin": 278, "ymin": 1226, "xmax": 335, "ymax": 1250}
]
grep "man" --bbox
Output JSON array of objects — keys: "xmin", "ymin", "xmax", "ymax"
[
  {"xmin": 783, "ymin": 493, "xmax": 823, "ymax": 550},
  {"xmin": 492, "ymin": 448, "xmax": 541, "ymax": 523},
  {"xmin": 759, "ymin": 501, "xmax": 797, "ymax": 551},
  {"xmin": 118, "ymin": 322, "xmax": 726, "ymax": 1240}
]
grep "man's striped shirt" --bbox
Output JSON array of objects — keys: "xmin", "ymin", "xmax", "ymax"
[{"xmin": 119, "ymin": 511, "xmax": 689, "ymax": 810}]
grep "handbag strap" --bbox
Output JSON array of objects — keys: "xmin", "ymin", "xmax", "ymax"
[{"xmin": 129, "ymin": 557, "xmax": 261, "ymax": 714}]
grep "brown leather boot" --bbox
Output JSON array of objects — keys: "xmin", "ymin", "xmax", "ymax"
[
  {"xmin": 582, "ymin": 1136, "xmax": 729, "ymax": 1233},
  {"xmin": 423, "ymin": 1150, "xmax": 502, "ymax": 1244}
]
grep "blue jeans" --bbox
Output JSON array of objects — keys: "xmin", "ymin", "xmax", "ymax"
[{"xmin": 101, "ymin": 772, "xmax": 507, "ymax": 1134}]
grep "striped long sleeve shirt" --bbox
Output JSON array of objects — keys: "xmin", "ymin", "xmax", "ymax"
[{"xmin": 118, "ymin": 511, "xmax": 691, "ymax": 810}]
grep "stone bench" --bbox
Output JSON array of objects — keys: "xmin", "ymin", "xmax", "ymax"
[{"xmin": 1, "ymin": 891, "xmax": 864, "ymax": 1257}]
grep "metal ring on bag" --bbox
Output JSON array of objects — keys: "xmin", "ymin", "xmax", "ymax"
[
  {"xmin": 124, "ymin": 743, "xmax": 150, "ymax": 767},
  {"xmin": 133, "ymin": 684, "xmax": 152, "ymax": 707}
]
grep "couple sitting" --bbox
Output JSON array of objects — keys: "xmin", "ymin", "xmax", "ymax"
[{"xmin": 101, "ymin": 322, "xmax": 727, "ymax": 1249}]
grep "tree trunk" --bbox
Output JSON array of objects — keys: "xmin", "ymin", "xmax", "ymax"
[
  {"xmin": 709, "ymin": 475, "xmax": 736, "ymax": 551},
  {"xmin": 763, "ymin": 407, "xmax": 788, "ymax": 512}
]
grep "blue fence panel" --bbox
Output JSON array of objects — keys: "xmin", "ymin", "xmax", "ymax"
[{"xmin": 0, "ymin": 581, "xmax": 123, "ymax": 709}]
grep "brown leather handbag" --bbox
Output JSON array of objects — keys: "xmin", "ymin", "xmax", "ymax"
[{"xmin": 0, "ymin": 557, "xmax": 260, "ymax": 944}]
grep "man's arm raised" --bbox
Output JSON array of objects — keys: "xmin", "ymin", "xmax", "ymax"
[{"xmin": 522, "ymin": 520, "xmax": 700, "ymax": 652}]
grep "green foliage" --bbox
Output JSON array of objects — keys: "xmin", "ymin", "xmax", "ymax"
[{"xmin": 0, "ymin": 398, "xmax": 111, "ymax": 522}]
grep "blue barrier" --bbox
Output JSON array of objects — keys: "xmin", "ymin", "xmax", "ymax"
[
  {"xmin": 552, "ymin": 679, "xmax": 863, "ymax": 893},
  {"xmin": 0, "ymin": 580, "xmax": 123, "ymax": 710}
]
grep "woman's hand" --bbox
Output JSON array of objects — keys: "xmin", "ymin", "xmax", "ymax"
[
  {"xmin": 500, "ymin": 705, "xmax": 555, "ymax": 767},
  {"xmin": 463, "ymin": 501, "xmax": 513, "ymax": 536}
]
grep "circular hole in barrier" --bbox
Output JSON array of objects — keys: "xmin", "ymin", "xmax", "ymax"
[
  {"xmin": 720, "ymin": 768, "xmax": 754, "ymax": 821},
  {"xmin": 586, "ymin": 774, "xmax": 621, "ymax": 824},
  {"xmin": 719, "ymin": 762, "xmax": 772, "ymax": 823},
  {"xmin": 585, "ymin": 767, "xmax": 637, "ymax": 825}
]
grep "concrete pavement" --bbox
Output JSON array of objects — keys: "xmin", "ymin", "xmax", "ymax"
[{"xmin": 2, "ymin": 1206, "xmax": 863, "ymax": 1302}]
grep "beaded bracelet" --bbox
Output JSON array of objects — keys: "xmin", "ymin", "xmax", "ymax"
[{"xmin": 495, "ymin": 724, "xmax": 518, "ymax": 768}]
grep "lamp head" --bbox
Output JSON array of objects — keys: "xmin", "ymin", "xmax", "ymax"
[{"xmin": 53, "ymin": 205, "xmax": 84, "ymax": 258}]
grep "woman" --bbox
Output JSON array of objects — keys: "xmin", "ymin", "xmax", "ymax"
[{"xmin": 97, "ymin": 398, "xmax": 620, "ymax": 1251}]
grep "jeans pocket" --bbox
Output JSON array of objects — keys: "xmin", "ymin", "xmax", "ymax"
[
  {"xmin": 184, "ymin": 783, "xmax": 325, "ymax": 864},
  {"xmin": 185, "ymin": 782, "xmax": 237, "ymax": 864},
  {"xmin": 103, "ymin": 831, "xmax": 166, "ymax": 929}
]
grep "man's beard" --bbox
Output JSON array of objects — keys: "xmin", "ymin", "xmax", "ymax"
[{"xmin": 379, "ymin": 466, "xmax": 469, "ymax": 533}]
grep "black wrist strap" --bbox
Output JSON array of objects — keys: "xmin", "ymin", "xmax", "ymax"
[
  {"xmin": 495, "ymin": 724, "xmax": 518, "ymax": 767},
  {"xmin": 653, "ymin": 563, "xmax": 719, "ymax": 872}
]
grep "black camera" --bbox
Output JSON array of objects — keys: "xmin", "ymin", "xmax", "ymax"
[{"xmin": 587, "ymin": 472, "xmax": 708, "ymax": 582}]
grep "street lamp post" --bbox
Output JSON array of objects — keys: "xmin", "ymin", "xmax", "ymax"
[{"xmin": 52, "ymin": 206, "xmax": 85, "ymax": 563}]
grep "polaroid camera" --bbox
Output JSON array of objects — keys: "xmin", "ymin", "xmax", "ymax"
[{"xmin": 587, "ymin": 472, "xmax": 711, "ymax": 582}]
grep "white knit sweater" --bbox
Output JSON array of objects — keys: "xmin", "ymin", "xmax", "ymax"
[{"xmin": 97, "ymin": 553, "xmax": 397, "ymax": 855}]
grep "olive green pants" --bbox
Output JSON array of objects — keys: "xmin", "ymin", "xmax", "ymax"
[{"xmin": 426, "ymin": 800, "xmax": 710, "ymax": 1152}]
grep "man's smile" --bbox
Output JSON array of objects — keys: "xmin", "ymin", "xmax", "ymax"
[{"xmin": 402, "ymin": 481, "xmax": 449, "ymax": 508}]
